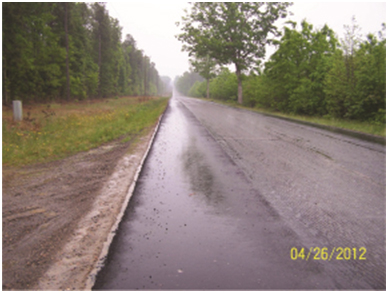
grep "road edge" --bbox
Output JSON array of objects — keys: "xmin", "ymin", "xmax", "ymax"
[
  {"xmin": 84, "ymin": 109, "xmax": 166, "ymax": 290},
  {"xmin": 34, "ymin": 106, "xmax": 167, "ymax": 291},
  {"xmin": 258, "ymin": 111, "xmax": 386, "ymax": 145},
  {"xmin": 191, "ymin": 97, "xmax": 386, "ymax": 145}
]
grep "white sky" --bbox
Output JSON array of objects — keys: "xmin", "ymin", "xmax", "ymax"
[{"xmin": 105, "ymin": 1, "xmax": 386, "ymax": 80}]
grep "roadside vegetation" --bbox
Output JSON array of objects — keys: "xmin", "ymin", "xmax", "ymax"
[
  {"xmin": 2, "ymin": 3, "xmax": 173, "ymax": 166},
  {"xmin": 3, "ymin": 97, "xmax": 169, "ymax": 166},
  {"xmin": 3, "ymin": 2, "xmax": 172, "ymax": 105},
  {"xmin": 175, "ymin": 3, "xmax": 385, "ymax": 137},
  {"xmin": 203, "ymin": 98, "xmax": 385, "ymax": 138}
]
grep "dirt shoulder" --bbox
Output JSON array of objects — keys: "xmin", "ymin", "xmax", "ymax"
[{"xmin": 2, "ymin": 119, "xmax": 161, "ymax": 290}]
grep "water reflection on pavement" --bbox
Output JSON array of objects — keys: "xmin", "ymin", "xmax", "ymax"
[{"xmin": 93, "ymin": 95, "xmax": 379, "ymax": 290}]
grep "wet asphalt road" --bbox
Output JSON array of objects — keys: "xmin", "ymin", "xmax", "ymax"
[{"xmin": 93, "ymin": 92, "xmax": 385, "ymax": 290}]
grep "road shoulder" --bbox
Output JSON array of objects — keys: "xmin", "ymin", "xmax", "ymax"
[
  {"xmin": 2, "ymin": 117, "xmax": 162, "ymax": 290},
  {"xmin": 188, "ymin": 97, "xmax": 385, "ymax": 145}
]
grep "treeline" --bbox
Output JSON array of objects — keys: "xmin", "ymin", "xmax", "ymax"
[
  {"xmin": 176, "ymin": 20, "xmax": 386, "ymax": 123},
  {"xmin": 2, "ymin": 2, "xmax": 169, "ymax": 104},
  {"xmin": 174, "ymin": 71, "xmax": 204, "ymax": 95}
]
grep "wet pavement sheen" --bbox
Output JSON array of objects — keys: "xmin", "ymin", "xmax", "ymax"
[{"xmin": 93, "ymin": 94, "xmax": 385, "ymax": 290}]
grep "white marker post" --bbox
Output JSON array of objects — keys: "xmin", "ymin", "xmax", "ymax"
[{"xmin": 13, "ymin": 100, "xmax": 22, "ymax": 121}]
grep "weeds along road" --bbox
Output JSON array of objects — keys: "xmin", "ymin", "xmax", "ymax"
[{"xmin": 93, "ymin": 92, "xmax": 385, "ymax": 290}]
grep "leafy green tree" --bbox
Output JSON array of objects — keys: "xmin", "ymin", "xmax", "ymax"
[
  {"xmin": 63, "ymin": 3, "xmax": 70, "ymax": 100},
  {"xmin": 122, "ymin": 34, "xmax": 161, "ymax": 97},
  {"xmin": 122, "ymin": 34, "xmax": 141, "ymax": 95},
  {"xmin": 353, "ymin": 31, "xmax": 386, "ymax": 121},
  {"xmin": 146, "ymin": 60, "xmax": 160, "ymax": 96},
  {"xmin": 143, "ymin": 55, "xmax": 150, "ymax": 95},
  {"xmin": 242, "ymin": 73, "xmax": 273, "ymax": 108},
  {"xmin": 91, "ymin": 3, "xmax": 123, "ymax": 97},
  {"xmin": 3, "ymin": 3, "xmax": 66, "ymax": 102},
  {"xmin": 324, "ymin": 50, "xmax": 350, "ymax": 118},
  {"xmin": 189, "ymin": 54, "xmax": 218, "ymax": 99},
  {"xmin": 188, "ymin": 80, "xmax": 207, "ymax": 98},
  {"xmin": 264, "ymin": 20, "xmax": 338, "ymax": 115},
  {"xmin": 325, "ymin": 20, "xmax": 386, "ymax": 122},
  {"xmin": 336, "ymin": 16, "xmax": 362, "ymax": 117},
  {"xmin": 119, "ymin": 36, "xmax": 132, "ymax": 95},
  {"xmin": 2, "ymin": 2, "xmax": 164, "ymax": 103},
  {"xmin": 209, "ymin": 68, "xmax": 238, "ymax": 101},
  {"xmin": 66, "ymin": 3, "xmax": 99, "ymax": 99},
  {"xmin": 2, "ymin": 2, "xmax": 33, "ymax": 103},
  {"xmin": 177, "ymin": 2, "xmax": 292, "ymax": 104}
]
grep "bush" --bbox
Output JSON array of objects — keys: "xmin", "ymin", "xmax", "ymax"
[
  {"xmin": 209, "ymin": 68, "xmax": 238, "ymax": 101},
  {"xmin": 188, "ymin": 81, "xmax": 207, "ymax": 98}
]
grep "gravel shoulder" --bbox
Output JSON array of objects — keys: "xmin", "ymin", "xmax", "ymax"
[{"xmin": 2, "ymin": 120, "xmax": 161, "ymax": 290}]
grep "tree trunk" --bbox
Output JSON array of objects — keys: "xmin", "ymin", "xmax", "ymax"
[
  {"xmin": 206, "ymin": 78, "xmax": 210, "ymax": 99},
  {"xmin": 144, "ymin": 61, "xmax": 147, "ymax": 96},
  {"xmin": 98, "ymin": 33, "xmax": 102, "ymax": 97},
  {"xmin": 236, "ymin": 68, "xmax": 243, "ymax": 104},
  {"xmin": 64, "ymin": 3, "xmax": 70, "ymax": 101},
  {"xmin": 3, "ymin": 57, "xmax": 8, "ymax": 106}
]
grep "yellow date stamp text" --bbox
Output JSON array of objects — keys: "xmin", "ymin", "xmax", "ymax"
[{"xmin": 290, "ymin": 247, "xmax": 367, "ymax": 261}]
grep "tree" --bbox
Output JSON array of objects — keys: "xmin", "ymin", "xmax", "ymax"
[
  {"xmin": 341, "ymin": 16, "xmax": 362, "ymax": 107},
  {"xmin": 143, "ymin": 55, "xmax": 150, "ymax": 95},
  {"xmin": 188, "ymin": 80, "xmax": 207, "ymax": 98},
  {"xmin": 209, "ymin": 67, "xmax": 238, "ymax": 101},
  {"xmin": 69, "ymin": 3, "xmax": 99, "ymax": 99},
  {"xmin": 177, "ymin": 2, "xmax": 292, "ymax": 104},
  {"xmin": 264, "ymin": 20, "xmax": 338, "ymax": 115},
  {"xmin": 64, "ymin": 2, "xmax": 70, "ymax": 100},
  {"xmin": 353, "ymin": 31, "xmax": 386, "ymax": 121},
  {"xmin": 189, "ymin": 54, "xmax": 218, "ymax": 99},
  {"xmin": 2, "ymin": 2, "xmax": 163, "ymax": 102},
  {"xmin": 3, "ymin": 3, "xmax": 65, "ymax": 102},
  {"xmin": 323, "ymin": 50, "xmax": 348, "ymax": 118},
  {"xmin": 324, "ymin": 19, "xmax": 386, "ymax": 121},
  {"xmin": 92, "ymin": 3, "xmax": 118, "ymax": 97},
  {"xmin": 175, "ymin": 71, "xmax": 204, "ymax": 96}
]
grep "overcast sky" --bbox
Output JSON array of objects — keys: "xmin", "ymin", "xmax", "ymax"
[{"xmin": 105, "ymin": 2, "xmax": 386, "ymax": 80}]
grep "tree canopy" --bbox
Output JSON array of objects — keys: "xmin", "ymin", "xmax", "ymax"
[
  {"xmin": 176, "ymin": 18, "xmax": 386, "ymax": 124},
  {"xmin": 2, "ymin": 2, "xmax": 169, "ymax": 104},
  {"xmin": 189, "ymin": 54, "xmax": 218, "ymax": 99},
  {"xmin": 176, "ymin": 2, "xmax": 292, "ymax": 104}
]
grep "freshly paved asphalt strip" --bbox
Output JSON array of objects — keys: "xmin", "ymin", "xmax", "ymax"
[{"xmin": 93, "ymin": 93, "xmax": 385, "ymax": 290}]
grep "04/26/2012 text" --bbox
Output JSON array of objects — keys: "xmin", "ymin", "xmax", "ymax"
[{"xmin": 290, "ymin": 247, "xmax": 367, "ymax": 261}]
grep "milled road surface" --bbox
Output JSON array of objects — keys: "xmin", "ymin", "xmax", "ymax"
[{"xmin": 93, "ymin": 92, "xmax": 385, "ymax": 290}]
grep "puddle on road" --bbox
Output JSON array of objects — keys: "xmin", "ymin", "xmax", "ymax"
[
  {"xmin": 94, "ymin": 98, "xmax": 250, "ymax": 290},
  {"xmin": 182, "ymin": 136, "xmax": 226, "ymax": 207}
]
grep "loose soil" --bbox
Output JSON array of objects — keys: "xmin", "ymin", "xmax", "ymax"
[{"xmin": 2, "ymin": 122, "xmax": 159, "ymax": 290}]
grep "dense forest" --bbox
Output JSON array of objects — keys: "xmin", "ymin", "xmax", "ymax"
[
  {"xmin": 2, "ymin": 2, "xmax": 170, "ymax": 104},
  {"xmin": 176, "ymin": 3, "xmax": 385, "ymax": 124}
]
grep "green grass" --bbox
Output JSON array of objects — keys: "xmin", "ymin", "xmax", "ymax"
[
  {"xmin": 3, "ymin": 96, "xmax": 169, "ymax": 167},
  {"xmin": 202, "ymin": 98, "xmax": 386, "ymax": 138}
]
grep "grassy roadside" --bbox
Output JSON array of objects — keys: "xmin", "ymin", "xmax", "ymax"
[
  {"xmin": 200, "ymin": 98, "xmax": 386, "ymax": 138},
  {"xmin": 3, "ymin": 96, "xmax": 169, "ymax": 167}
]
